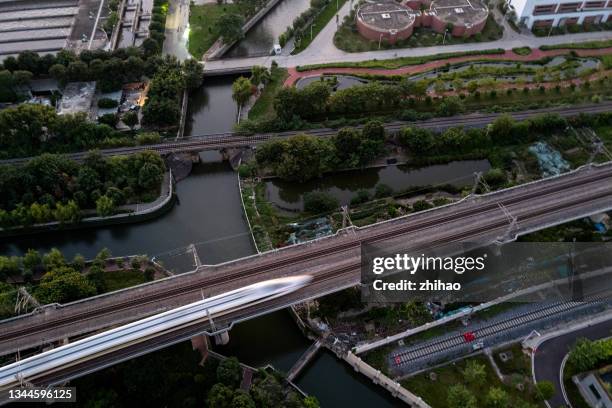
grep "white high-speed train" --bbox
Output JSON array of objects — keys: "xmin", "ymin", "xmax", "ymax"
[{"xmin": 0, "ymin": 275, "xmax": 312, "ymax": 389}]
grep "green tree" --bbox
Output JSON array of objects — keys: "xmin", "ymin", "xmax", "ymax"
[
  {"xmin": 535, "ymin": 380, "xmax": 555, "ymax": 401},
  {"xmin": 122, "ymin": 111, "xmax": 139, "ymax": 130},
  {"xmin": 274, "ymin": 135, "xmax": 334, "ymax": 182},
  {"xmin": 35, "ymin": 266, "xmax": 97, "ymax": 304},
  {"xmin": 251, "ymin": 375, "xmax": 283, "ymax": 407},
  {"xmin": 333, "ymin": 127, "xmax": 362, "ymax": 168},
  {"xmin": 96, "ymin": 195, "xmax": 115, "ymax": 217},
  {"xmin": 399, "ymin": 127, "xmax": 435, "ymax": 154},
  {"xmin": 447, "ymin": 384, "xmax": 477, "ymax": 408},
  {"xmin": 42, "ymin": 248, "xmax": 66, "ymax": 270},
  {"xmin": 303, "ymin": 191, "xmax": 339, "ymax": 213},
  {"xmin": 436, "ymin": 97, "xmax": 465, "ymax": 117},
  {"xmin": 567, "ymin": 338, "xmax": 610, "ymax": 372},
  {"xmin": 183, "ymin": 58, "xmax": 203, "ymax": 90},
  {"xmin": 54, "ymin": 200, "xmax": 81, "ymax": 224},
  {"xmin": 490, "ymin": 114, "xmax": 515, "ymax": 142},
  {"xmin": 231, "ymin": 389, "xmax": 255, "ymax": 408},
  {"xmin": 412, "ymin": 200, "xmax": 432, "ymax": 212},
  {"xmin": 23, "ymin": 249, "xmax": 41, "ymax": 273},
  {"xmin": 138, "ymin": 162, "xmax": 163, "ymax": 190},
  {"xmin": 232, "ymin": 76, "xmax": 253, "ymax": 110},
  {"xmin": 216, "ymin": 356, "xmax": 241, "ymax": 388},
  {"xmin": 375, "ymin": 183, "xmax": 393, "ymax": 198},
  {"xmin": 486, "ymin": 387, "xmax": 510, "ymax": 408},
  {"xmin": 0, "ymin": 256, "xmax": 21, "ymax": 280},
  {"xmin": 207, "ymin": 383, "xmax": 234, "ymax": 408},
  {"xmin": 303, "ymin": 396, "xmax": 320, "ymax": 408},
  {"xmin": 249, "ymin": 65, "xmax": 270, "ymax": 87},
  {"xmin": 463, "ymin": 360, "xmax": 486, "ymax": 385},
  {"xmin": 216, "ymin": 14, "xmax": 245, "ymax": 43}
]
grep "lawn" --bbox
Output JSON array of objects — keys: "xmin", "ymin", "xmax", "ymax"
[
  {"xmin": 402, "ymin": 355, "xmax": 545, "ymax": 408},
  {"xmin": 292, "ymin": 0, "xmax": 349, "ymax": 54},
  {"xmin": 540, "ymin": 39, "xmax": 612, "ymax": 50},
  {"xmin": 188, "ymin": 3, "xmax": 243, "ymax": 58},
  {"xmin": 334, "ymin": 15, "xmax": 503, "ymax": 53},
  {"xmin": 296, "ymin": 48, "xmax": 505, "ymax": 70},
  {"xmin": 248, "ymin": 67, "xmax": 288, "ymax": 121},
  {"xmin": 493, "ymin": 343, "xmax": 532, "ymax": 377},
  {"xmin": 102, "ymin": 269, "xmax": 147, "ymax": 292}
]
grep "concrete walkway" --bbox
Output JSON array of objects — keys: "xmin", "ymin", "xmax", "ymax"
[{"xmin": 163, "ymin": 0, "xmax": 191, "ymax": 60}]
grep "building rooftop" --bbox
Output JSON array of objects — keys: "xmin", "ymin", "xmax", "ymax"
[
  {"xmin": 430, "ymin": 0, "xmax": 488, "ymax": 27},
  {"xmin": 357, "ymin": 2, "xmax": 416, "ymax": 32}
]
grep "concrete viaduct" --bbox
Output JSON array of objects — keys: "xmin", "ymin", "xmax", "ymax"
[{"xmin": 1, "ymin": 161, "xmax": 612, "ymax": 386}]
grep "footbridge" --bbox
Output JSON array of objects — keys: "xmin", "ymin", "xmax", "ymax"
[
  {"xmin": 2, "ymin": 162, "xmax": 612, "ymax": 386},
  {"xmin": 1, "ymin": 102, "xmax": 610, "ymax": 166}
]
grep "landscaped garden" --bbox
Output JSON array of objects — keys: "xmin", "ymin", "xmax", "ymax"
[{"xmin": 401, "ymin": 355, "xmax": 546, "ymax": 408}]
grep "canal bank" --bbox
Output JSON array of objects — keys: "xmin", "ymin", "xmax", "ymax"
[{"xmin": 0, "ymin": 80, "xmax": 423, "ymax": 406}]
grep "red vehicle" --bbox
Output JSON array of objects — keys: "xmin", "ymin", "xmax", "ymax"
[
  {"xmin": 463, "ymin": 331, "xmax": 476, "ymax": 342},
  {"xmin": 394, "ymin": 355, "xmax": 402, "ymax": 365}
]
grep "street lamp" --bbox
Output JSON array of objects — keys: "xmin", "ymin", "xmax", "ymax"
[
  {"xmin": 442, "ymin": 28, "xmax": 448, "ymax": 44},
  {"xmin": 378, "ymin": 33, "xmax": 383, "ymax": 49}
]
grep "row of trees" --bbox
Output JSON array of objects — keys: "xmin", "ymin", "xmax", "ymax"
[
  {"xmin": 399, "ymin": 112, "xmax": 571, "ymax": 157},
  {"xmin": 0, "ymin": 151, "xmax": 165, "ymax": 228},
  {"xmin": 0, "ymin": 248, "xmax": 153, "ymax": 304},
  {"xmin": 254, "ymin": 121, "xmax": 386, "ymax": 182},
  {"xmin": 142, "ymin": 57, "xmax": 203, "ymax": 127},
  {"xmin": 273, "ymin": 79, "xmax": 458, "ymax": 125},
  {"xmin": 0, "ymin": 104, "xmax": 127, "ymax": 157}
]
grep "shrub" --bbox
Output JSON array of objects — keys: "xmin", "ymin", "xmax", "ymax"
[{"xmin": 303, "ymin": 191, "xmax": 339, "ymax": 213}]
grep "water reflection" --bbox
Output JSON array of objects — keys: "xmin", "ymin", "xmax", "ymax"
[
  {"xmin": 225, "ymin": 0, "xmax": 311, "ymax": 57},
  {"xmin": 265, "ymin": 160, "xmax": 491, "ymax": 211}
]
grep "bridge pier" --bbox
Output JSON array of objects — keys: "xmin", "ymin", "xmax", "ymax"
[
  {"xmin": 190, "ymin": 152, "xmax": 201, "ymax": 163},
  {"xmin": 213, "ymin": 331, "xmax": 230, "ymax": 346}
]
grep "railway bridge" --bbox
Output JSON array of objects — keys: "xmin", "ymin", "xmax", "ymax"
[
  {"xmin": 1, "ymin": 161, "xmax": 612, "ymax": 386},
  {"xmin": 1, "ymin": 102, "xmax": 610, "ymax": 166}
]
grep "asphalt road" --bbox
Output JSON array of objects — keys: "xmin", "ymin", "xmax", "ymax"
[{"xmin": 533, "ymin": 316, "xmax": 612, "ymax": 408}]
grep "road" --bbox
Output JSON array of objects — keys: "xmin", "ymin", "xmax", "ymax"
[
  {"xmin": 162, "ymin": 0, "xmax": 190, "ymax": 60},
  {"xmin": 1, "ymin": 162, "xmax": 612, "ymax": 359},
  {"xmin": 533, "ymin": 317, "xmax": 612, "ymax": 408},
  {"xmin": 203, "ymin": 0, "xmax": 612, "ymax": 73},
  {"xmin": 2, "ymin": 102, "xmax": 610, "ymax": 165}
]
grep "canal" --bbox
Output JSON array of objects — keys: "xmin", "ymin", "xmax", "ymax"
[
  {"xmin": 225, "ymin": 0, "xmax": 311, "ymax": 58},
  {"xmin": 265, "ymin": 160, "xmax": 491, "ymax": 211},
  {"xmin": 0, "ymin": 75, "xmax": 440, "ymax": 406}
]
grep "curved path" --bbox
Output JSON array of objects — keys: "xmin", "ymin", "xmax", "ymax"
[
  {"xmin": 533, "ymin": 317, "xmax": 612, "ymax": 408},
  {"xmin": 284, "ymin": 47, "xmax": 612, "ymax": 86}
]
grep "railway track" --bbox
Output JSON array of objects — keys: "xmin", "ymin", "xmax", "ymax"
[
  {"xmin": 0, "ymin": 163, "xmax": 612, "ymax": 341},
  {"xmin": 1, "ymin": 102, "xmax": 610, "ymax": 165},
  {"xmin": 1, "ymin": 164, "xmax": 612, "ymax": 349},
  {"xmin": 392, "ymin": 300, "xmax": 597, "ymax": 366}
]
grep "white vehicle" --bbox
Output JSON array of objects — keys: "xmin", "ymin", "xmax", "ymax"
[
  {"xmin": 472, "ymin": 341, "xmax": 484, "ymax": 351},
  {"xmin": 272, "ymin": 44, "xmax": 282, "ymax": 56}
]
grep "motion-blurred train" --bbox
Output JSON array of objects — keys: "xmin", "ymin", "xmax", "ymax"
[{"xmin": 0, "ymin": 275, "xmax": 312, "ymax": 390}]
